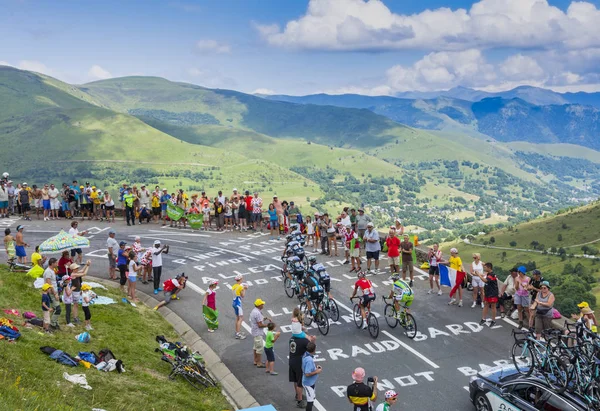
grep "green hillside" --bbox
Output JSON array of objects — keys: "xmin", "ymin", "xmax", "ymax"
[{"xmin": 81, "ymin": 77, "xmax": 405, "ymax": 148}]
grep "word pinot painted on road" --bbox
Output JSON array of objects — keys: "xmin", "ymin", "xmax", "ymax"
[{"xmin": 330, "ymin": 371, "xmax": 435, "ymax": 397}]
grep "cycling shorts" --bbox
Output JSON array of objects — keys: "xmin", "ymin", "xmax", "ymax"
[
  {"xmin": 319, "ymin": 278, "xmax": 331, "ymax": 293},
  {"xmin": 361, "ymin": 294, "xmax": 376, "ymax": 307},
  {"xmin": 395, "ymin": 293, "xmax": 414, "ymax": 307}
]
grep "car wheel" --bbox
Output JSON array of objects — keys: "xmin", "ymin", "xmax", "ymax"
[{"xmin": 474, "ymin": 392, "xmax": 492, "ymax": 411}]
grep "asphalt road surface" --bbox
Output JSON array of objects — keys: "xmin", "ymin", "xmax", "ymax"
[{"xmin": 4, "ymin": 216, "xmax": 521, "ymax": 411}]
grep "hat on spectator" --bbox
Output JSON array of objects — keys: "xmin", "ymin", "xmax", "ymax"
[
  {"xmin": 578, "ymin": 301, "xmax": 589, "ymax": 308},
  {"xmin": 235, "ymin": 274, "xmax": 243, "ymax": 281},
  {"xmin": 517, "ymin": 266, "xmax": 527, "ymax": 274},
  {"xmin": 366, "ymin": 222, "xmax": 374, "ymax": 227},
  {"xmin": 254, "ymin": 298, "xmax": 265, "ymax": 307},
  {"xmin": 69, "ymin": 263, "xmax": 80, "ymax": 270},
  {"xmin": 352, "ymin": 367, "xmax": 366, "ymax": 382},
  {"xmin": 581, "ymin": 307, "xmax": 594, "ymax": 315},
  {"xmin": 153, "ymin": 240, "xmax": 161, "ymax": 245}
]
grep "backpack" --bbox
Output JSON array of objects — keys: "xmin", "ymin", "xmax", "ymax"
[
  {"xmin": 0, "ymin": 326, "xmax": 21, "ymax": 340},
  {"xmin": 163, "ymin": 279, "xmax": 176, "ymax": 293},
  {"xmin": 28, "ymin": 318, "xmax": 44, "ymax": 327},
  {"xmin": 22, "ymin": 311, "xmax": 36, "ymax": 319},
  {"xmin": 49, "ymin": 349, "xmax": 79, "ymax": 367},
  {"xmin": 78, "ymin": 351, "xmax": 97, "ymax": 365},
  {"xmin": 97, "ymin": 348, "xmax": 116, "ymax": 363}
]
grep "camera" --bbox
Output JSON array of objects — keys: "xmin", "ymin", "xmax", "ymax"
[{"xmin": 367, "ymin": 377, "xmax": 374, "ymax": 383}]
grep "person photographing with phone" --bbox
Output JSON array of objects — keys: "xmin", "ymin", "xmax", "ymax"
[{"xmin": 347, "ymin": 367, "xmax": 378, "ymax": 410}]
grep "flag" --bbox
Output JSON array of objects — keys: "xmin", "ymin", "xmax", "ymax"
[
  {"xmin": 439, "ymin": 265, "xmax": 466, "ymax": 288},
  {"xmin": 187, "ymin": 213, "xmax": 204, "ymax": 229},
  {"xmin": 167, "ymin": 203, "xmax": 185, "ymax": 221}
]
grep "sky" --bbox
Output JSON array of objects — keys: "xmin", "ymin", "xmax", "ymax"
[{"xmin": 2, "ymin": 0, "xmax": 600, "ymax": 96}]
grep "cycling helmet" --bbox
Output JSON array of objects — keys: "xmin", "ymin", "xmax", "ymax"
[
  {"xmin": 357, "ymin": 271, "xmax": 366, "ymax": 278},
  {"xmin": 308, "ymin": 256, "xmax": 317, "ymax": 264},
  {"xmin": 390, "ymin": 274, "xmax": 400, "ymax": 281},
  {"xmin": 385, "ymin": 390, "xmax": 398, "ymax": 399}
]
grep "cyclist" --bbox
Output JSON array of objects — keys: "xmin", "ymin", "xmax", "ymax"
[
  {"xmin": 388, "ymin": 274, "xmax": 414, "ymax": 318},
  {"xmin": 307, "ymin": 256, "xmax": 333, "ymax": 302},
  {"xmin": 376, "ymin": 390, "xmax": 398, "ymax": 411},
  {"xmin": 350, "ymin": 271, "xmax": 376, "ymax": 330},
  {"xmin": 302, "ymin": 268, "xmax": 324, "ymax": 316}
]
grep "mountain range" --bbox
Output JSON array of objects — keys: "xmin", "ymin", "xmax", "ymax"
[
  {"xmin": 264, "ymin": 90, "xmax": 600, "ymax": 150},
  {"xmin": 1, "ymin": 64, "xmax": 600, "ymax": 233}
]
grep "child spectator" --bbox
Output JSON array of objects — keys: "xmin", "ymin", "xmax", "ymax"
[
  {"xmin": 264, "ymin": 322, "xmax": 281, "ymax": 375},
  {"xmin": 477, "ymin": 262, "xmax": 499, "ymax": 327},
  {"xmin": 202, "ymin": 279, "xmax": 219, "ymax": 333},
  {"xmin": 41, "ymin": 283, "xmax": 52, "ymax": 333},
  {"xmin": 202, "ymin": 202, "xmax": 211, "ymax": 231},
  {"xmin": 62, "ymin": 276, "xmax": 75, "ymax": 327},
  {"xmin": 224, "ymin": 200, "xmax": 233, "ymax": 231},
  {"xmin": 4, "ymin": 228, "xmax": 15, "ymax": 262},
  {"xmin": 128, "ymin": 251, "xmax": 141, "ymax": 302},
  {"xmin": 305, "ymin": 216, "xmax": 315, "ymax": 249},
  {"xmin": 81, "ymin": 283, "xmax": 95, "ymax": 330}
]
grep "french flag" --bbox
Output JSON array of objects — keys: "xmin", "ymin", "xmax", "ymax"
[{"xmin": 439, "ymin": 265, "xmax": 466, "ymax": 288}]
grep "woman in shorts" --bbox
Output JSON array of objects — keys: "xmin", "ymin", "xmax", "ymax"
[
  {"xmin": 470, "ymin": 253, "xmax": 484, "ymax": 308},
  {"xmin": 514, "ymin": 267, "xmax": 531, "ymax": 329},
  {"xmin": 103, "ymin": 191, "xmax": 115, "ymax": 223}
]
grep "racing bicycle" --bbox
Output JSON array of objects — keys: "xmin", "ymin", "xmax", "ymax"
[
  {"xmin": 351, "ymin": 296, "xmax": 379, "ymax": 338},
  {"xmin": 299, "ymin": 298, "xmax": 330, "ymax": 336},
  {"xmin": 382, "ymin": 296, "xmax": 417, "ymax": 339}
]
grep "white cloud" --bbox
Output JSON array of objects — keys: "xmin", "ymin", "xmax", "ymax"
[
  {"xmin": 256, "ymin": 0, "xmax": 600, "ymax": 52},
  {"xmin": 187, "ymin": 68, "xmax": 205, "ymax": 77},
  {"xmin": 0, "ymin": 61, "xmax": 12, "ymax": 67},
  {"xmin": 87, "ymin": 65, "xmax": 112, "ymax": 80},
  {"xmin": 18, "ymin": 60, "xmax": 52, "ymax": 75},
  {"xmin": 500, "ymin": 54, "xmax": 546, "ymax": 81},
  {"xmin": 196, "ymin": 39, "xmax": 231, "ymax": 54},
  {"xmin": 252, "ymin": 88, "xmax": 276, "ymax": 95}
]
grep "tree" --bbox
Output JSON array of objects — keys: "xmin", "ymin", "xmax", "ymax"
[
  {"xmin": 558, "ymin": 234, "xmax": 563, "ymax": 242},
  {"xmin": 509, "ymin": 241, "xmax": 517, "ymax": 247},
  {"xmin": 490, "ymin": 237, "xmax": 496, "ymax": 244}
]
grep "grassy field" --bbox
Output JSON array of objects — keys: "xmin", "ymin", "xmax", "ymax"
[
  {"xmin": 505, "ymin": 141, "xmax": 600, "ymax": 163},
  {"xmin": 0, "ymin": 269, "xmax": 230, "ymax": 411}
]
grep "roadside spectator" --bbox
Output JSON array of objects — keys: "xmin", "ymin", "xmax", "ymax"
[
  {"xmin": 534, "ymin": 281, "xmax": 555, "ymax": 339},
  {"xmin": 202, "ymin": 279, "xmax": 219, "ymax": 333},
  {"xmin": 6, "ymin": 180, "xmax": 15, "ymax": 216},
  {"xmin": 152, "ymin": 240, "xmax": 169, "ymax": 294},
  {"xmin": 68, "ymin": 221, "xmax": 87, "ymax": 264},
  {"xmin": 62, "ymin": 275, "xmax": 75, "ymax": 327},
  {"xmin": 44, "ymin": 258, "xmax": 61, "ymax": 330},
  {"xmin": 153, "ymin": 273, "xmax": 188, "ymax": 310},
  {"xmin": 264, "ymin": 322, "xmax": 281, "ymax": 375},
  {"xmin": 69, "ymin": 261, "xmax": 90, "ymax": 325},
  {"xmin": 238, "ymin": 192, "xmax": 248, "ymax": 232},
  {"xmin": 340, "ymin": 210, "xmax": 351, "ymax": 228},
  {"xmin": 447, "ymin": 248, "xmax": 465, "ymax": 307},
  {"xmin": 386, "ymin": 227, "xmax": 401, "ymax": 275},
  {"xmin": 117, "ymin": 241, "xmax": 129, "ymax": 293},
  {"xmin": 41, "ymin": 283, "xmax": 53, "ymax": 333},
  {"xmin": 81, "ymin": 283, "xmax": 95, "ymax": 330},
  {"xmin": 302, "ymin": 341, "xmax": 322, "ymax": 411},
  {"xmin": 106, "ymin": 229, "xmax": 118, "ymax": 280},
  {"xmin": 127, "ymin": 251, "xmax": 141, "ymax": 302},
  {"xmin": 318, "ymin": 213, "xmax": 330, "ymax": 255},
  {"xmin": 232, "ymin": 274, "xmax": 247, "ymax": 340},
  {"xmin": 0, "ymin": 182, "xmax": 8, "ymax": 218},
  {"xmin": 268, "ymin": 203, "xmax": 279, "ymax": 239},
  {"xmin": 4, "ymin": 228, "xmax": 15, "ymax": 262},
  {"xmin": 19, "ymin": 183, "xmax": 31, "ymax": 220},
  {"xmin": 160, "ymin": 188, "xmax": 170, "ymax": 226},
  {"xmin": 349, "ymin": 208, "xmax": 357, "ymax": 231},
  {"xmin": 57, "ymin": 250, "xmax": 72, "ymax": 281},
  {"xmin": 427, "ymin": 243, "xmax": 443, "ymax": 295},
  {"xmin": 470, "ymin": 253, "xmax": 484, "ymax": 308},
  {"xmin": 347, "ymin": 367, "xmax": 378, "ymax": 410},
  {"xmin": 339, "ymin": 223, "xmax": 351, "ymax": 264},
  {"xmin": 499, "ymin": 268, "xmax": 517, "ymax": 318},
  {"xmin": 328, "ymin": 220, "xmax": 338, "ymax": 257},
  {"xmin": 400, "ymin": 234, "xmax": 414, "ymax": 286},
  {"xmin": 231, "ymin": 194, "xmax": 240, "ymax": 230},
  {"xmin": 355, "ymin": 208, "xmax": 371, "ymax": 257},
  {"xmin": 15, "ymin": 225, "xmax": 28, "ymax": 264},
  {"xmin": 528, "ymin": 270, "xmax": 544, "ymax": 329},
  {"xmin": 250, "ymin": 298, "xmax": 270, "ymax": 368},
  {"xmin": 251, "ymin": 192, "xmax": 263, "ymax": 231},
  {"xmin": 477, "ymin": 262, "xmax": 498, "ymax": 327},
  {"xmin": 123, "ymin": 189, "xmax": 136, "ymax": 226},
  {"xmin": 514, "ymin": 266, "xmax": 531, "ymax": 328},
  {"xmin": 288, "ymin": 201, "xmax": 301, "ymax": 226},
  {"xmin": 273, "ymin": 195, "xmax": 283, "ymax": 230},
  {"xmin": 305, "ymin": 215, "xmax": 315, "ymax": 249},
  {"xmin": 289, "ymin": 326, "xmax": 315, "ymax": 409},
  {"xmin": 363, "ymin": 222, "xmax": 380, "ymax": 274}
]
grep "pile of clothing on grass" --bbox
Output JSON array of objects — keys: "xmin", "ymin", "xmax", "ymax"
[
  {"xmin": 0, "ymin": 316, "xmax": 21, "ymax": 341},
  {"xmin": 41, "ymin": 346, "xmax": 125, "ymax": 372}
]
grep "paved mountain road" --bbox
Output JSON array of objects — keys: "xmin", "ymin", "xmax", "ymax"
[{"xmin": 10, "ymin": 218, "xmax": 519, "ymax": 411}]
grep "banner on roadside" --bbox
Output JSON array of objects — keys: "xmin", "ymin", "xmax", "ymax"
[
  {"xmin": 167, "ymin": 203, "xmax": 185, "ymax": 221},
  {"xmin": 187, "ymin": 213, "xmax": 204, "ymax": 229}
]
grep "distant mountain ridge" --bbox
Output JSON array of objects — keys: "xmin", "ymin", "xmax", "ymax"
[{"xmin": 264, "ymin": 92, "xmax": 600, "ymax": 150}]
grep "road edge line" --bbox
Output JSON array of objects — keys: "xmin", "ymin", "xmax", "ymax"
[{"xmin": 380, "ymin": 330, "xmax": 440, "ymax": 369}]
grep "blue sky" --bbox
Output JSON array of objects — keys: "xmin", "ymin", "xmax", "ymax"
[{"xmin": 1, "ymin": 0, "xmax": 600, "ymax": 95}]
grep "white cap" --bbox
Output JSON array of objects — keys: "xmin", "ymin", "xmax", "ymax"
[
  {"xmin": 232, "ymin": 188, "xmax": 238, "ymax": 191},
  {"xmin": 154, "ymin": 240, "xmax": 161, "ymax": 245},
  {"xmin": 367, "ymin": 222, "xmax": 374, "ymax": 227},
  {"xmin": 162, "ymin": 188, "xmax": 167, "ymax": 191},
  {"xmin": 291, "ymin": 322, "xmax": 303, "ymax": 335},
  {"xmin": 395, "ymin": 218, "xmax": 402, "ymax": 224},
  {"xmin": 135, "ymin": 236, "xmax": 141, "ymax": 241},
  {"xmin": 234, "ymin": 274, "xmax": 243, "ymax": 281}
]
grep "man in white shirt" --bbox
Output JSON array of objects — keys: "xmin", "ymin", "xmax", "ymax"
[
  {"xmin": 499, "ymin": 268, "xmax": 518, "ymax": 318},
  {"xmin": 48, "ymin": 184, "xmax": 60, "ymax": 220},
  {"xmin": 151, "ymin": 240, "xmax": 169, "ymax": 294},
  {"xmin": 68, "ymin": 221, "xmax": 88, "ymax": 264},
  {"xmin": 106, "ymin": 229, "xmax": 119, "ymax": 280}
]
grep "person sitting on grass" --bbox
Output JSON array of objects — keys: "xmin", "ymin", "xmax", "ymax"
[{"xmin": 153, "ymin": 273, "xmax": 187, "ymax": 311}]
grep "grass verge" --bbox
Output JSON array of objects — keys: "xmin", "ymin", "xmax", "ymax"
[{"xmin": 0, "ymin": 268, "xmax": 231, "ymax": 411}]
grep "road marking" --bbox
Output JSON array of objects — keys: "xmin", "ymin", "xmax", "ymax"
[
  {"xmin": 148, "ymin": 230, "xmax": 210, "ymax": 237},
  {"xmin": 210, "ymin": 246, "xmax": 257, "ymax": 259},
  {"xmin": 381, "ymin": 330, "xmax": 440, "ymax": 369},
  {"xmin": 127, "ymin": 235, "xmax": 189, "ymax": 244},
  {"xmin": 185, "ymin": 280, "xmax": 206, "ymax": 295},
  {"xmin": 314, "ymin": 399, "xmax": 327, "ymax": 411}
]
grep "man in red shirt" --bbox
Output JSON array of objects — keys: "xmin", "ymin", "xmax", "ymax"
[
  {"xmin": 350, "ymin": 271, "xmax": 376, "ymax": 330},
  {"xmin": 244, "ymin": 190, "xmax": 253, "ymax": 229},
  {"xmin": 385, "ymin": 227, "xmax": 400, "ymax": 275}
]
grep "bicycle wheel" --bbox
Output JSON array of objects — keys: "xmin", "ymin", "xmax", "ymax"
[
  {"xmin": 585, "ymin": 382, "xmax": 600, "ymax": 408},
  {"xmin": 403, "ymin": 313, "xmax": 418, "ymax": 339},
  {"xmin": 543, "ymin": 355, "xmax": 569, "ymax": 394},
  {"xmin": 327, "ymin": 299, "xmax": 340, "ymax": 322},
  {"xmin": 367, "ymin": 313, "xmax": 379, "ymax": 339},
  {"xmin": 299, "ymin": 302, "xmax": 313, "ymax": 326},
  {"xmin": 353, "ymin": 304, "xmax": 363, "ymax": 328},
  {"xmin": 315, "ymin": 311, "xmax": 329, "ymax": 336},
  {"xmin": 284, "ymin": 277, "xmax": 295, "ymax": 298},
  {"xmin": 181, "ymin": 369, "xmax": 209, "ymax": 390},
  {"xmin": 384, "ymin": 304, "xmax": 398, "ymax": 328},
  {"xmin": 511, "ymin": 340, "xmax": 534, "ymax": 376}
]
